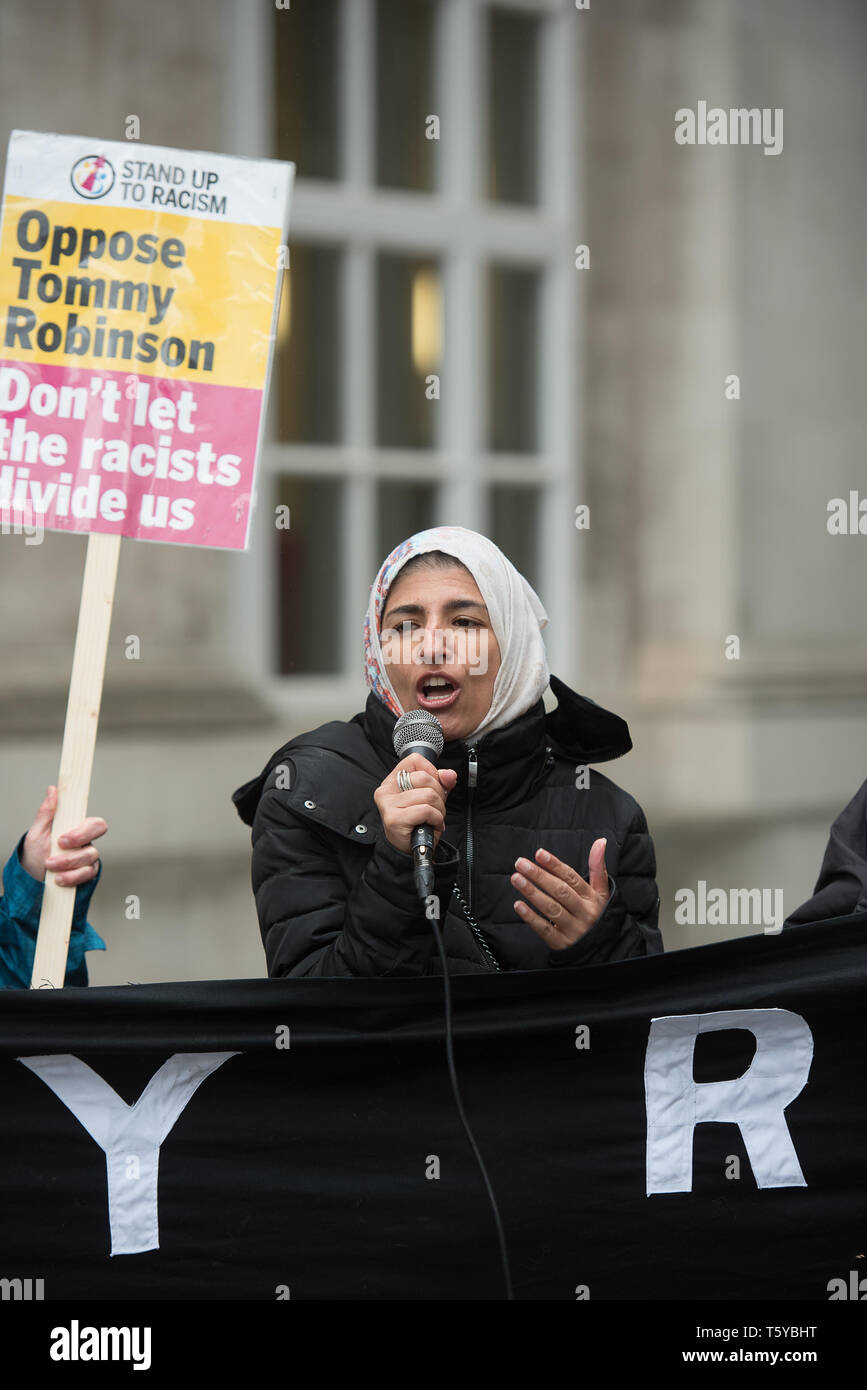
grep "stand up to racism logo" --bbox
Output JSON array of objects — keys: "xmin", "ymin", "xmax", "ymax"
[{"xmin": 70, "ymin": 155, "xmax": 115, "ymax": 200}]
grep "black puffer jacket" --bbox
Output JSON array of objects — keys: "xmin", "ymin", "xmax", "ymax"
[
  {"xmin": 232, "ymin": 674, "xmax": 661, "ymax": 976},
  {"xmin": 785, "ymin": 779, "xmax": 867, "ymax": 924}
]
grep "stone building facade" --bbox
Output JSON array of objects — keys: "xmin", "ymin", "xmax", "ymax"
[{"xmin": 0, "ymin": 0, "xmax": 864, "ymax": 982}]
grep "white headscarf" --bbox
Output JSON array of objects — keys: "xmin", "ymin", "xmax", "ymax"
[{"xmin": 363, "ymin": 526, "xmax": 550, "ymax": 743}]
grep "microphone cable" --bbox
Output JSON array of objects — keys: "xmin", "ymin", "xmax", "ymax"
[
  {"xmin": 426, "ymin": 889, "xmax": 515, "ymax": 1301},
  {"xmin": 393, "ymin": 709, "xmax": 513, "ymax": 1298}
]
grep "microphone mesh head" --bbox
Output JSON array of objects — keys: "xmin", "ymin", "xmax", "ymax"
[{"xmin": 393, "ymin": 708, "xmax": 445, "ymax": 759}]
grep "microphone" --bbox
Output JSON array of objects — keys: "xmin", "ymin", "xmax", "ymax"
[{"xmin": 392, "ymin": 709, "xmax": 445, "ymax": 900}]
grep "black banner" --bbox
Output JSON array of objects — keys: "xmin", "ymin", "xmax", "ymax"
[{"xmin": 1, "ymin": 915, "xmax": 866, "ymax": 1302}]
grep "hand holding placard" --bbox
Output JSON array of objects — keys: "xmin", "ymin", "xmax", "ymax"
[{"xmin": 0, "ymin": 130, "xmax": 294, "ymax": 985}]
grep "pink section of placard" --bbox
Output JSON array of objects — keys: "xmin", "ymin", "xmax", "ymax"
[{"xmin": 0, "ymin": 360, "xmax": 263, "ymax": 549}]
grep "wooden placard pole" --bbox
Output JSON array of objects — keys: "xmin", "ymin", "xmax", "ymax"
[{"xmin": 30, "ymin": 531, "xmax": 121, "ymax": 989}]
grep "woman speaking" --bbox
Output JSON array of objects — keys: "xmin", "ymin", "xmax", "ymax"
[{"xmin": 233, "ymin": 526, "xmax": 660, "ymax": 976}]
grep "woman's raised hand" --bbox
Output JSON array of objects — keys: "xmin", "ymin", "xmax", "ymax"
[
  {"xmin": 374, "ymin": 755, "xmax": 458, "ymax": 856},
  {"xmin": 511, "ymin": 839, "xmax": 611, "ymax": 948}
]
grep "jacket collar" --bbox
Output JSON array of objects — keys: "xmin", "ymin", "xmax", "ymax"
[
  {"xmin": 232, "ymin": 674, "xmax": 633, "ymax": 825},
  {"xmin": 361, "ymin": 673, "xmax": 632, "ymax": 811}
]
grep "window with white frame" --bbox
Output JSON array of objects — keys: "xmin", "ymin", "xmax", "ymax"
[{"xmin": 238, "ymin": 0, "xmax": 578, "ymax": 699}]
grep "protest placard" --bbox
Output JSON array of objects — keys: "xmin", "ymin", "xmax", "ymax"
[
  {"xmin": 0, "ymin": 131, "xmax": 294, "ymax": 984},
  {"xmin": 0, "ymin": 130, "xmax": 293, "ymax": 548}
]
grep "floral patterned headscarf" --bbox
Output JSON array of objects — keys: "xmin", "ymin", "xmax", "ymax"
[{"xmin": 363, "ymin": 526, "xmax": 550, "ymax": 743}]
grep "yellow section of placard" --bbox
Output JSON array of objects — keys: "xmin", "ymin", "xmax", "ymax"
[{"xmin": 0, "ymin": 196, "xmax": 282, "ymax": 389}]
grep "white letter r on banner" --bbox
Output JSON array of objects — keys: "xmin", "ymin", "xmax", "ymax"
[{"xmin": 644, "ymin": 1008, "xmax": 813, "ymax": 1195}]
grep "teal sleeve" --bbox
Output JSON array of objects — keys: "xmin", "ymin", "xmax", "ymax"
[{"xmin": 0, "ymin": 835, "xmax": 106, "ymax": 989}]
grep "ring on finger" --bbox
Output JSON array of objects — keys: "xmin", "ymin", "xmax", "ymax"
[{"xmin": 397, "ymin": 770, "xmax": 414, "ymax": 793}]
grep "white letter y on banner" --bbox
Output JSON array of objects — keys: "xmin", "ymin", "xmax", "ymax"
[{"xmin": 18, "ymin": 1052, "xmax": 239, "ymax": 1254}]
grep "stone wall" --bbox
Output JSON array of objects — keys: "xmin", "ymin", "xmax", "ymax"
[{"xmin": 0, "ymin": 0, "xmax": 864, "ymax": 979}]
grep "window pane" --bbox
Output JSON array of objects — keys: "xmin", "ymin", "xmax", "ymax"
[
  {"xmin": 276, "ymin": 244, "xmax": 341, "ymax": 443},
  {"xmin": 490, "ymin": 486, "xmax": 539, "ymax": 591},
  {"xmin": 275, "ymin": 477, "xmax": 343, "ymax": 674},
  {"xmin": 487, "ymin": 7, "xmax": 540, "ymax": 205},
  {"xmin": 274, "ymin": 0, "xmax": 340, "ymax": 180},
  {"xmin": 377, "ymin": 254, "xmax": 442, "ymax": 448},
  {"xmin": 375, "ymin": 0, "xmax": 436, "ymax": 191},
  {"xmin": 376, "ymin": 481, "xmax": 437, "ymax": 562},
  {"xmin": 487, "ymin": 264, "xmax": 539, "ymax": 452}
]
